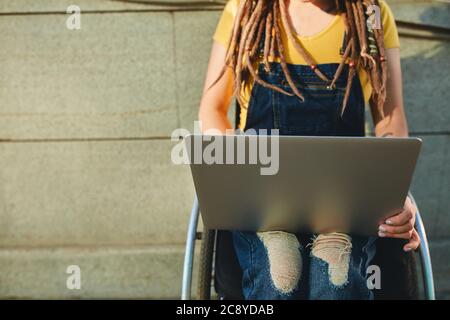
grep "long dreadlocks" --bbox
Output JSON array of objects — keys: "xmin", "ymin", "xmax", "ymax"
[{"xmin": 212, "ymin": 0, "xmax": 388, "ymax": 116}]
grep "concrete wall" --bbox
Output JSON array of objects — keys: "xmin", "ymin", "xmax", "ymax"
[{"xmin": 0, "ymin": 0, "xmax": 448, "ymax": 299}]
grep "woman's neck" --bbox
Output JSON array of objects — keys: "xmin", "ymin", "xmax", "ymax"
[
  {"xmin": 286, "ymin": 0, "xmax": 339, "ymax": 38},
  {"xmin": 293, "ymin": 0, "xmax": 338, "ymax": 14}
]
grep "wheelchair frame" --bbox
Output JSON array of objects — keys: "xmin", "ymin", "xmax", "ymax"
[{"xmin": 181, "ymin": 194, "xmax": 436, "ymax": 300}]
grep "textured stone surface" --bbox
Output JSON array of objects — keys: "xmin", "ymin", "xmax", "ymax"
[
  {"xmin": 0, "ymin": 12, "xmax": 178, "ymax": 139},
  {"xmin": 390, "ymin": 1, "xmax": 450, "ymax": 28},
  {"xmin": 0, "ymin": 0, "xmax": 195, "ymax": 12},
  {"xmin": 428, "ymin": 239, "xmax": 450, "ymax": 299},
  {"xmin": 400, "ymin": 38, "xmax": 450, "ymax": 134},
  {"xmin": 0, "ymin": 244, "xmax": 199, "ymax": 299},
  {"xmin": 174, "ymin": 11, "xmax": 220, "ymax": 132},
  {"xmin": 411, "ymin": 135, "xmax": 450, "ymax": 238},
  {"xmin": 0, "ymin": 140, "xmax": 195, "ymax": 246}
]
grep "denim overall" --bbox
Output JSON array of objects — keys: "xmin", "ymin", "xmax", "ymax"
[{"xmin": 232, "ymin": 60, "xmax": 377, "ymax": 299}]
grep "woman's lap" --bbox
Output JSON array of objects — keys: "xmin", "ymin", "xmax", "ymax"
[{"xmin": 231, "ymin": 230, "xmax": 377, "ymax": 300}]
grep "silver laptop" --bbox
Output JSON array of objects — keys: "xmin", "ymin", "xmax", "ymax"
[{"xmin": 185, "ymin": 134, "xmax": 422, "ymax": 236}]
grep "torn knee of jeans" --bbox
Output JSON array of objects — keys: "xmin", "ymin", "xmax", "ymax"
[
  {"xmin": 257, "ymin": 231, "xmax": 302, "ymax": 294},
  {"xmin": 311, "ymin": 232, "xmax": 352, "ymax": 287}
]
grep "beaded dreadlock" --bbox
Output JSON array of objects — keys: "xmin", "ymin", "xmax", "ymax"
[{"xmin": 211, "ymin": 0, "xmax": 388, "ymax": 116}]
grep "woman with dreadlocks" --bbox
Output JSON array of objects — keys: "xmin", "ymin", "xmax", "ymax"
[{"xmin": 198, "ymin": 0, "xmax": 420, "ymax": 299}]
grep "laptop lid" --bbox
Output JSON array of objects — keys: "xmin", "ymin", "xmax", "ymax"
[{"xmin": 185, "ymin": 135, "xmax": 421, "ymax": 236}]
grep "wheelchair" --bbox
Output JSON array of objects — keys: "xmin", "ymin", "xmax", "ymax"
[{"xmin": 181, "ymin": 194, "xmax": 435, "ymax": 300}]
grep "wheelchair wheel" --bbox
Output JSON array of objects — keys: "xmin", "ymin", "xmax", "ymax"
[{"xmin": 197, "ymin": 229, "xmax": 216, "ymax": 300}]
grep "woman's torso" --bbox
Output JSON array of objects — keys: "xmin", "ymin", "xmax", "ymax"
[{"xmin": 212, "ymin": 0, "xmax": 400, "ymax": 130}]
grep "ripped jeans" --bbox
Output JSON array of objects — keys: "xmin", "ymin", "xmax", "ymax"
[{"xmin": 232, "ymin": 231, "xmax": 377, "ymax": 300}]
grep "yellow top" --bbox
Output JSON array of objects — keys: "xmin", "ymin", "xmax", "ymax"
[{"xmin": 213, "ymin": 0, "xmax": 400, "ymax": 129}]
